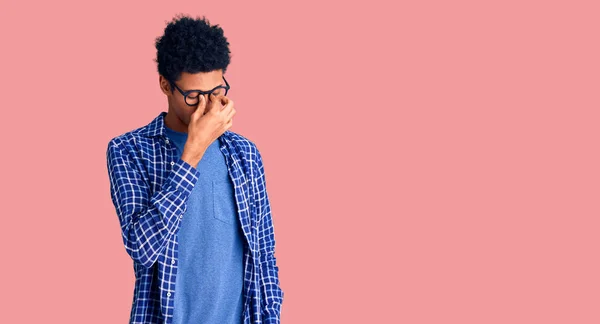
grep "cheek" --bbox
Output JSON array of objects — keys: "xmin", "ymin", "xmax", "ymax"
[
  {"xmin": 172, "ymin": 102, "xmax": 192, "ymax": 122},
  {"xmin": 170, "ymin": 92, "xmax": 186, "ymax": 106},
  {"xmin": 181, "ymin": 107, "xmax": 193, "ymax": 121}
]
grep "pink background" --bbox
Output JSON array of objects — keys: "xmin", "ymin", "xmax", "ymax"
[{"xmin": 1, "ymin": 0, "xmax": 599, "ymax": 323}]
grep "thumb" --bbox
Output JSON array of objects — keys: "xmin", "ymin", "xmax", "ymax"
[
  {"xmin": 192, "ymin": 95, "xmax": 206, "ymax": 118},
  {"xmin": 199, "ymin": 94, "xmax": 207, "ymax": 108},
  {"xmin": 198, "ymin": 95, "xmax": 209, "ymax": 114}
]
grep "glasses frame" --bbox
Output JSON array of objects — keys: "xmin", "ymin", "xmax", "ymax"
[{"xmin": 170, "ymin": 76, "xmax": 230, "ymax": 106}]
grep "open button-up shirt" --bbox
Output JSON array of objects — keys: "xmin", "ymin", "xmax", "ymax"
[{"xmin": 106, "ymin": 111, "xmax": 283, "ymax": 324}]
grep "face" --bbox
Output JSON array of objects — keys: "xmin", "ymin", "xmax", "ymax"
[{"xmin": 159, "ymin": 69, "xmax": 226, "ymax": 126}]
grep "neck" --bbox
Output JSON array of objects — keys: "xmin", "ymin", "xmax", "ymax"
[{"xmin": 164, "ymin": 110, "xmax": 188, "ymax": 133}]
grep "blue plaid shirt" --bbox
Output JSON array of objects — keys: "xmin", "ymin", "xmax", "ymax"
[{"xmin": 106, "ymin": 111, "xmax": 283, "ymax": 324}]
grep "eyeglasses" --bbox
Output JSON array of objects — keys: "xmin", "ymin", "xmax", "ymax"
[{"xmin": 170, "ymin": 76, "xmax": 230, "ymax": 106}]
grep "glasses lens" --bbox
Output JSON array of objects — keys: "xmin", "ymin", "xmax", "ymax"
[
  {"xmin": 185, "ymin": 91, "xmax": 201, "ymax": 106},
  {"xmin": 211, "ymin": 87, "xmax": 228, "ymax": 97}
]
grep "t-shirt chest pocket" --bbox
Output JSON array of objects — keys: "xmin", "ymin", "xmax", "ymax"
[{"xmin": 212, "ymin": 179, "xmax": 238, "ymax": 225}]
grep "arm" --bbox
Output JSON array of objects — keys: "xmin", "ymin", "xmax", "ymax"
[
  {"xmin": 254, "ymin": 147, "xmax": 284, "ymax": 323},
  {"xmin": 106, "ymin": 138, "xmax": 200, "ymax": 269}
]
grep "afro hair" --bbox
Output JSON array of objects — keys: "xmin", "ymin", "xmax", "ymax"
[{"xmin": 154, "ymin": 14, "xmax": 231, "ymax": 90}]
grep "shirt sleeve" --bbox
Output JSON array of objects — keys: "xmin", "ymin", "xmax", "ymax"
[
  {"xmin": 254, "ymin": 146, "xmax": 284, "ymax": 323},
  {"xmin": 106, "ymin": 138, "xmax": 200, "ymax": 269}
]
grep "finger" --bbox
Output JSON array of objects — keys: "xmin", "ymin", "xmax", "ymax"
[
  {"xmin": 199, "ymin": 95, "xmax": 208, "ymax": 110},
  {"xmin": 193, "ymin": 95, "xmax": 207, "ymax": 116},
  {"xmin": 205, "ymin": 94, "xmax": 218, "ymax": 114},
  {"xmin": 209, "ymin": 94, "xmax": 221, "ymax": 111},
  {"xmin": 215, "ymin": 94, "xmax": 227, "ymax": 111},
  {"xmin": 221, "ymin": 98, "xmax": 234, "ymax": 115},
  {"xmin": 220, "ymin": 96, "xmax": 229, "ymax": 106},
  {"xmin": 225, "ymin": 106, "xmax": 236, "ymax": 121},
  {"xmin": 200, "ymin": 93, "xmax": 207, "ymax": 107}
]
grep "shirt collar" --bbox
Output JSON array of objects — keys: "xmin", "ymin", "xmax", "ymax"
[{"xmin": 139, "ymin": 111, "xmax": 167, "ymax": 138}]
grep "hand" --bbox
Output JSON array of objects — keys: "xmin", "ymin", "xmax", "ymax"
[
  {"xmin": 191, "ymin": 93, "xmax": 235, "ymax": 142},
  {"xmin": 185, "ymin": 93, "xmax": 236, "ymax": 154}
]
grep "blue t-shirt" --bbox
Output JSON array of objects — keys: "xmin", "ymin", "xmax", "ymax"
[{"xmin": 164, "ymin": 125, "xmax": 245, "ymax": 324}]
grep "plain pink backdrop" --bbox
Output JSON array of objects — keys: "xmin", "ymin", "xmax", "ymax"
[{"xmin": 0, "ymin": 0, "xmax": 599, "ymax": 323}]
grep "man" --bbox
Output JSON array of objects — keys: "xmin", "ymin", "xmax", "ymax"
[{"xmin": 106, "ymin": 14, "xmax": 283, "ymax": 324}]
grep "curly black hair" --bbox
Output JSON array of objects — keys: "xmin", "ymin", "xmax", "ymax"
[{"xmin": 154, "ymin": 14, "xmax": 231, "ymax": 91}]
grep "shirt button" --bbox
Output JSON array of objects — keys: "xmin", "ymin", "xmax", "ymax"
[
  {"xmin": 167, "ymin": 292, "xmax": 171, "ymax": 297},
  {"xmin": 171, "ymin": 260, "xmax": 175, "ymax": 264},
  {"xmin": 170, "ymin": 162, "xmax": 175, "ymax": 166},
  {"xmin": 166, "ymin": 139, "xmax": 170, "ymax": 144}
]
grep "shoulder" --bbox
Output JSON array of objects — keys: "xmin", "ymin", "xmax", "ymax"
[
  {"xmin": 106, "ymin": 125, "xmax": 153, "ymax": 158},
  {"xmin": 224, "ymin": 130, "xmax": 267, "ymax": 175},
  {"xmin": 224, "ymin": 130, "xmax": 260, "ymax": 158}
]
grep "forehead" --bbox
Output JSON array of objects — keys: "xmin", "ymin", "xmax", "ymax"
[{"xmin": 178, "ymin": 70, "xmax": 224, "ymax": 91}]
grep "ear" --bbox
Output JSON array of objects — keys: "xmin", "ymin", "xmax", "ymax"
[{"xmin": 159, "ymin": 75, "xmax": 171, "ymax": 95}]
